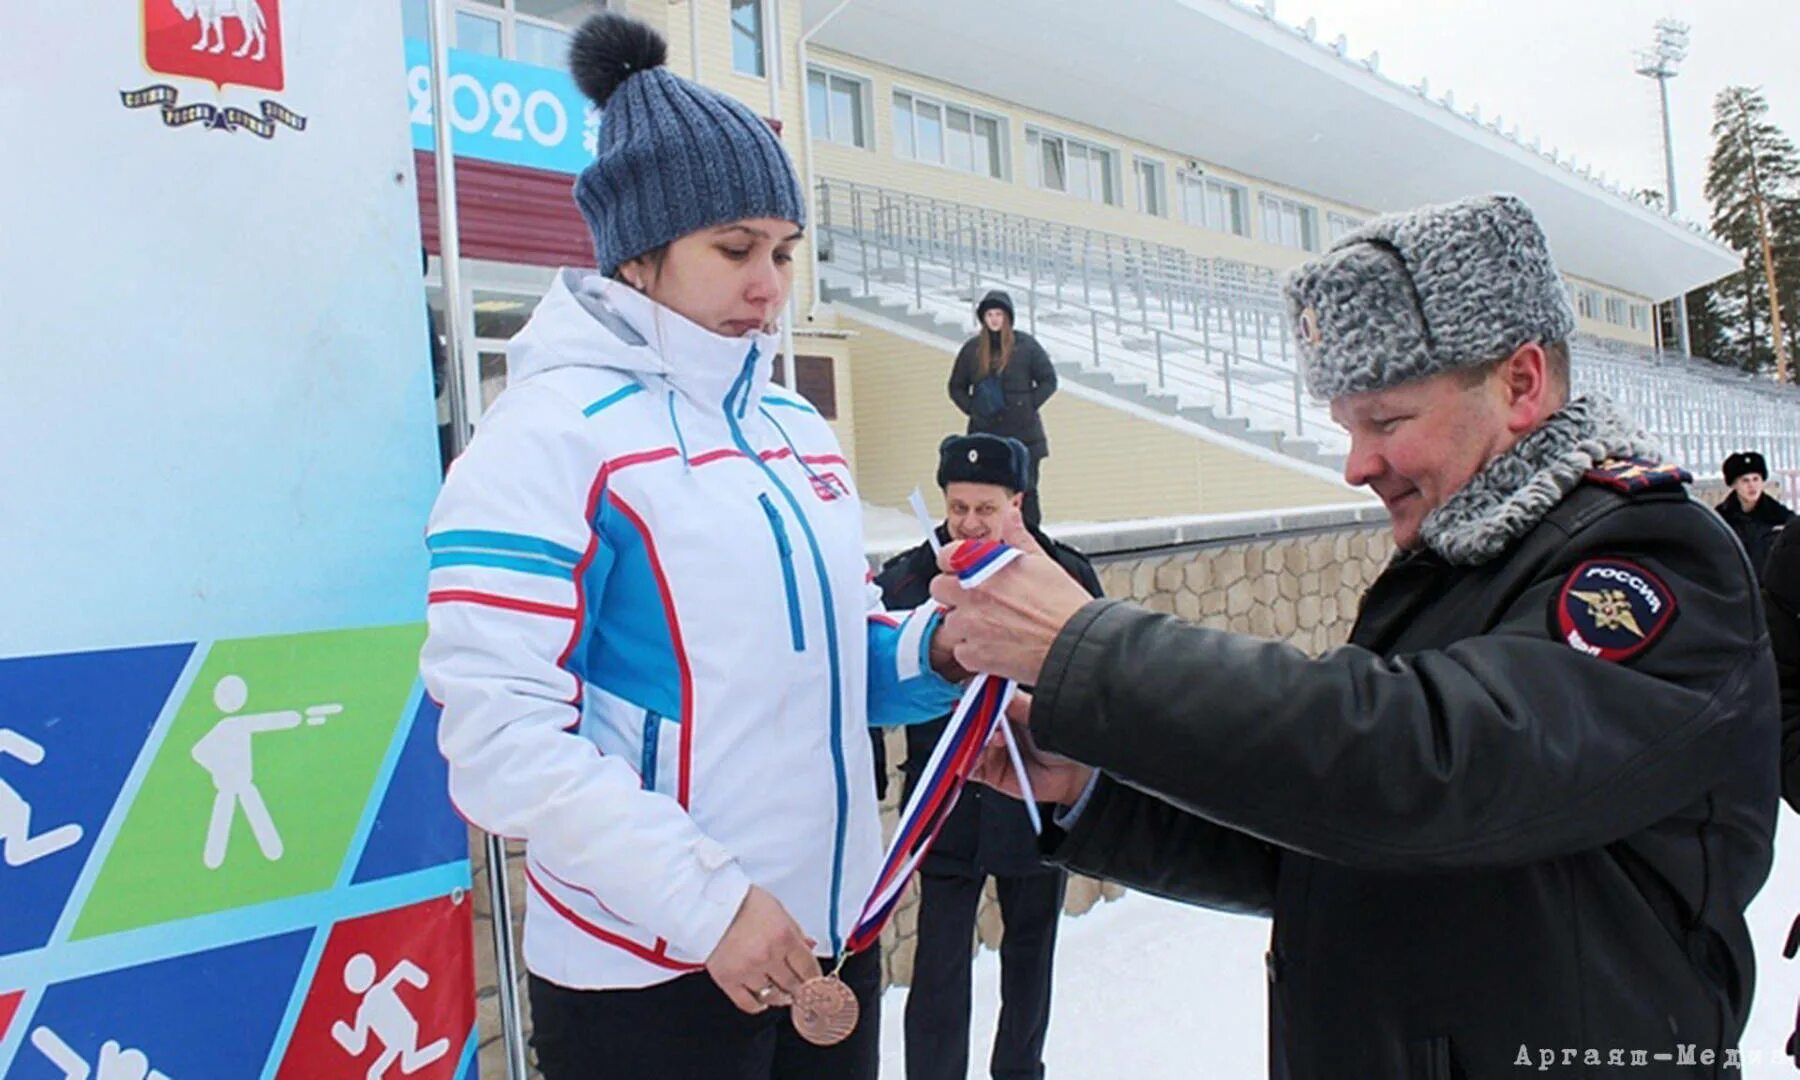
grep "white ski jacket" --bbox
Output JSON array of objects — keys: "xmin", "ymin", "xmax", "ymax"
[{"xmin": 421, "ymin": 270, "xmax": 955, "ymax": 989}]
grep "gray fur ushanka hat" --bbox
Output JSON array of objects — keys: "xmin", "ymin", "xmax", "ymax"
[{"xmin": 1283, "ymin": 193, "xmax": 1577, "ymax": 400}]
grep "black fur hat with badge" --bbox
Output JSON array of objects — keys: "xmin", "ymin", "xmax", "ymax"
[
  {"xmin": 1722, "ymin": 450, "xmax": 1769, "ymax": 486},
  {"xmin": 936, "ymin": 433, "xmax": 1032, "ymax": 494}
]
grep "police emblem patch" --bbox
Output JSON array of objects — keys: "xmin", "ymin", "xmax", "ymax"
[{"xmin": 1554, "ymin": 559, "xmax": 1677, "ymax": 663}]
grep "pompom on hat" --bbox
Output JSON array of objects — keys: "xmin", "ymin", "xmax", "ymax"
[{"xmin": 568, "ymin": 13, "xmax": 806, "ymax": 276}]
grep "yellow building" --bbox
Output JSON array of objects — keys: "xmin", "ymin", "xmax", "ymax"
[{"xmin": 415, "ymin": 0, "xmax": 1749, "ymax": 527}]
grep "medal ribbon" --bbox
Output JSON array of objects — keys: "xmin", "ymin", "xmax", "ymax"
[{"xmin": 844, "ymin": 540, "xmax": 1028, "ymax": 956}]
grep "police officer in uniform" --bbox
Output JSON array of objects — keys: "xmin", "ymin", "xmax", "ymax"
[
  {"xmin": 933, "ymin": 195, "xmax": 1780, "ymax": 1078},
  {"xmin": 878, "ymin": 434, "xmax": 1100, "ymax": 1080},
  {"xmin": 1716, "ymin": 450, "xmax": 1793, "ymax": 582}
]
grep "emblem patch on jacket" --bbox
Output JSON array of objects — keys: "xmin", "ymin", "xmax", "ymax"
[
  {"xmin": 809, "ymin": 471, "xmax": 850, "ymax": 502},
  {"xmin": 1582, "ymin": 458, "xmax": 1691, "ymax": 495},
  {"xmin": 1554, "ymin": 559, "xmax": 1677, "ymax": 662}
]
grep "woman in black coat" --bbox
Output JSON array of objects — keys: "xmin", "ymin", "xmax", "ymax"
[{"xmin": 947, "ymin": 290, "xmax": 1057, "ymax": 528}]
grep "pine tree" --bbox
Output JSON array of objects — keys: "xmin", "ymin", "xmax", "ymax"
[
  {"xmin": 1683, "ymin": 283, "xmax": 1733, "ymax": 362},
  {"xmin": 1770, "ymin": 193, "xmax": 1800, "ymax": 363},
  {"xmin": 1703, "ymin": 86, "xmax": 1800, "ymax": 378}
]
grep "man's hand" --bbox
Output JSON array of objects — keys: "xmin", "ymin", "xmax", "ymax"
[
  {"xmin": 929, "ymin": 506, "xmax": 1093, "ymax": 686},
  {"xmin": 705, "ymin": 886, "xmax": 821, "ymax": 1013},
  {"xmin": 927, "ymin": 618, "xmax": 973, "ymax": 683},
  {"xmin": 969, "ymin": 690, "xmax": 1094, "ymax": 805}
]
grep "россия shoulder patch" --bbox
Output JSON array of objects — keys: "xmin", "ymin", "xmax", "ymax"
[{"xmin": 1553, "ymin": 559, "xmax": 1677, "ymax": 663}]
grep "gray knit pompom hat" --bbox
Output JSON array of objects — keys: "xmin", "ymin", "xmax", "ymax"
[
  {"xmin": 569, "ymin": 13, "xmax": 806, "ymax": 275},
  {"xmin": 1284, "ymin": 194, "xmax": 1577, "ymax": 400}
]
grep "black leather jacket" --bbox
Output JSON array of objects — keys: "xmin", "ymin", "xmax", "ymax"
[
  {"xmin": 1716, "ymin": 493, "xmax": 1792, "ymax": 583},
  {"xmin": 1032, "ymin": 479, "xmax": 1778, "ymax": 1078},
  {"xmin": 1765, "ymin": 524, "xmax": 1800, "ymax": 812}
]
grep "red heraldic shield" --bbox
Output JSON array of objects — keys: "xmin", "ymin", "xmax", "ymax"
[{"xmin": 143, "ymin": 0, "xmax": 286, "ymax": 92}]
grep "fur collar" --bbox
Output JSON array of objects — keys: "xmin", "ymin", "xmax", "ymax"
[
  {"xmin": 1418, "ymin": 395, "xmax": 1660, "ymax": 567},
  {"xmin": 1715, "ymin": 492, "xmax": 1793, "ymax": 525}
]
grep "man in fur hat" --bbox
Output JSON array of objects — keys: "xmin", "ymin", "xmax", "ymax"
[
  {"xmin": 877, "ymin": 433, "xmax": 1100, "ymax": 1080},
  {"xmin": 1717, "ymin": 449, "xmax": 1792, "ymax": 582},
  {"xmin": 931, "ymin": 194, "xmax": 1780, "ymax": 1078}
]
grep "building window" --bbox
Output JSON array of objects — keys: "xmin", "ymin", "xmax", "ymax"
[
  {"xmin": 1326, "ymin": 212, "xmax": 1364, "ymax": 245},
  {"xmin": 1035, "ymin": 132, "xmax": 1064, "ymax": 191},
  {"xmin": 772, "ymin": 355, "xmax": 838, "ymax": 419},
  {"xmin": 1134, "ymin": 158, "xmax": 1167, "ymax": 217},
  {"xmin": 808, "ymin": 68, "xmax": 869, "ymax": 148},
  {"xmin": 1026, "ymin": 128, "xmax": 1117, "ymax": 205},
  {"xmin": 513, "ymin": 3, "xmax": 575, "ymax": 67},
  {"xmin": 892, "ymin": 92, "xmax": 1004, "ymax": 179},
  {"xmin": 403, "ymin": 0, "xmax": 582, "ymax": 64},
  {"xmin": 1576, "ymin": 287, "xmax": 1603, "ymax": 320},
  {"xmin": 1176, "ymin": 172, "xmax": 1248, "ymax": 237},
  {"xmin": 456, "ymin": 9, "xmax": 503, "ymax": 55},
  {"xmin": 731, "ymin": 0, "xmax": 765, "ymax": 78},
  {"xmin": 1259, "ymin": 193, "xmax": 1318, "ymax": 252},
  {"xmin": 1605, "ymin": 297, "xmax": 1628, "ymax": 325},
  {"xmin": 1628, "ymin": 303, "xmax": 1649, "ymax": 331}
]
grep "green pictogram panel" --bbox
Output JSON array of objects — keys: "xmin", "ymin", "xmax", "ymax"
[{"xmin": 72, "ymin": 624, "xmax": 426, "ymax": 939}]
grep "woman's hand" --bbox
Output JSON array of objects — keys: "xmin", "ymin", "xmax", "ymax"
[
  {"xmin": 705, "ymin": 886, "xmax": 822, "ymax": 1013},
  {"xmin": 927, "ymin": 621, "xmax": 973, "ymax": 683}
]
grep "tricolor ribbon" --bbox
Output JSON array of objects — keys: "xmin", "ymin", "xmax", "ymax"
[{"xmin": 844, "ymin": 536, "xmax": 1034, "ymax": 956}]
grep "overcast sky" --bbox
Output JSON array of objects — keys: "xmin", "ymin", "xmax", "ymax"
[{"xmin": 1273, "ymin": 0, "xmax": 1798, "ymax": 227}]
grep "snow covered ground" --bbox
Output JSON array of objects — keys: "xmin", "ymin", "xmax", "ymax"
[{"xmin": 878, "ymin": 809, "xmax": 1800, "ymax": 1078}]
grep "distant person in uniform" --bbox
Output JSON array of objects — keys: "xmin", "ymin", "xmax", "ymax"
[
  {"xmin": 875, "ymin": 434, "xmax": 1100, "ymax": 1080},
  {"xmin": 1716, "ymin": 450, "xmax": 1792, "ymax": 581}
]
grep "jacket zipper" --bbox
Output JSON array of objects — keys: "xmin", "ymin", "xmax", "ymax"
[
  {"xmin": 724, "ymin": 344, "xmax": 850, "ymax": 957},
  {"xmin": 758, "ymin": 493, "xmax": 807, "ymax": 651},
  {"xmin": 640, "ymin": 709, "xmax": 661, "ymax": 792}
]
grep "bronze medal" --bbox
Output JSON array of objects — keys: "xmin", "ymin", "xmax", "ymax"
[{"xmin": 791, "ymin": 974, "xmax": 859, "ymax": 1047}]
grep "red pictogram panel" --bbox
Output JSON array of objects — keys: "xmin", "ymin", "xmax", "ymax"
[{"xmin": 275, "ymin": 893, "xmax": 475, "ymax": 1080}]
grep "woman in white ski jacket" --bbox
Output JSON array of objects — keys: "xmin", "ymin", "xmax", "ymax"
[{"xmin": 419, "ymin": 14, "xmax": 958, "ymax": 1077}]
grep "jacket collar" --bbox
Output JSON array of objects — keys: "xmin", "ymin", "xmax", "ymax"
[
  {"xmin": 1418, "ymin": 394, "xmax": 1660, "ymax": 567},
  {"xmin": 579, "ymin": 273, "xmax": 779, "ymax": 414},
  {"xmin": 1716, "ymin": 492, "xmax": 1792, "ymax": 525}
]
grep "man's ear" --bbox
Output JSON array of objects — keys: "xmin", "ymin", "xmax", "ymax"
[{"xmin": 1501, "ymin": 342, "xmax": 1552, "ymax": 434}]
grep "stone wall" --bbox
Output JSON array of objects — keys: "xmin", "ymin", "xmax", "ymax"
[
  {"xmin": 465, "ymin": 519, "xmax": 1399, "ymax": 1075},
  {"xmin": 870, "ymin": 522, "xmax": 1397, "ymax": 989}
]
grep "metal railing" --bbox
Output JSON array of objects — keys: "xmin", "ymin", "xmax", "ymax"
[
  {"xmin": 817, "ymin": 176, "xmax": 1800, "ymax": 472},
  {"xmin": 816, "ymin": 178, "xmax": 1288, "ymax": 315},
  {"xmin": 1573, "ymin": 338, "xmax": 1800, "ymax": 469},
  {"xmin": 817, "ymin": 177, "xmax": 1333, "ymax": 453}
]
